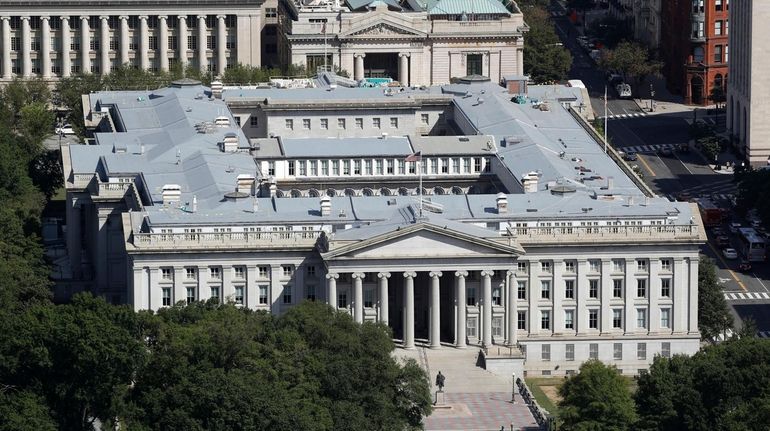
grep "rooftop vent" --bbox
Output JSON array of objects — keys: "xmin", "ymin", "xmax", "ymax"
[
  {"xmin": 214, "ymin": 116, "xmax": 230, "ymax": 127},
  {"xmin": 320, "ymin": 195, "xmax": 332, "ymax": 216},
  {"xmin": 210, "ymin": 80, "xmax": 224, "ymax": 99},
  {"xmin": 222, "ymin": 132, "xmax": 239, "ymax": 153},
  {"xmin": 161, "ymin": 184, "xmax": 182, "ymax": 206},
  {"xmin": 237, "ymin": 174, "xmax": 256, "ymax": 195},
  {"xmin": 521, "ymin": 171, "xmax": 539, "ymax": 193}
]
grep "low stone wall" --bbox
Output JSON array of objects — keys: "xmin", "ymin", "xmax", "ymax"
[{"xmin": 517, "ymin": 378, "xmax": 550, "ymax": 429}]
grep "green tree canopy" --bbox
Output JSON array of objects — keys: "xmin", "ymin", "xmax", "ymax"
[
  {"xmin": 558, "ymin": 360, "xmax": 637, "ymax": 430},
  {"xmin": 523, "ymin": 5, "xmax": 573, "ymax": 83},
  {"xmin": 698, "ymin": 256, "xmax": 734, "ymax": 341},
  {"xmin": 599, "ymin": 41, "xmax": 661, "ymax": 88}
]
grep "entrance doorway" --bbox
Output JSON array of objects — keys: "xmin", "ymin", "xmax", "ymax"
[
  {"xmin": 690, "ymin": 75, "xmax": 704, "ymax": 105},
  {"xmin": 389, "ymin": 271, "xmax": 457, "ymax": 345},
  {"xmin": 364, "ymin": 53, "xmax": 399, "ymax": 80}
]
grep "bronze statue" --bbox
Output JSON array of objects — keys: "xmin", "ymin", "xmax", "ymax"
[{"xmin": 435, "ymin": 371, "xmax": 445, "ymax": 391}]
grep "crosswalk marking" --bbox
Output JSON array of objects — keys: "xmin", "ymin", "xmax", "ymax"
[
  {"xmin": 597, "ymin": 112, "xmax": 649, "ymax": 121},
  {"xmin": 619, "ymin": 143, "xmax": 677, "ymax": 154},
  {"xmin": 758, "ymin": 331, "xmax": 770, "ymax": 338},
  {"xmin": 723, "ymin": 292, "xmax": 770, "ymax": 301}
]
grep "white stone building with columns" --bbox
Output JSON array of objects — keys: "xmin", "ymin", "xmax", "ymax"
[
  {"xmin": 60, "ymin": 74, "xmax": 703, "ymax": 376},
  {"xmin": 0, "ymin": 0, "xmax": 263, "ymax": 80},
  {"xmin": 278, "ymin": 0, "xmax": 526, "ymax": 85}
]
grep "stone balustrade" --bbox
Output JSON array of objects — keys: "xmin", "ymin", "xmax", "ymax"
[
  {"xmin": 132, "ymin": 230, "xmax": 323, "ymax": 250},
  {"xmin": 509, "ymin": 224, "xmax": 703, "ymax": 244}
]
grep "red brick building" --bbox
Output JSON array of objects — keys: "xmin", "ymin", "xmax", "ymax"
[{"xmin": 660, "ymin": 0, "xmax": 729, "ymax": 105}]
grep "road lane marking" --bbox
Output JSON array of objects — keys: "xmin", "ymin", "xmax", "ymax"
[
  {"xmin": 753, "ymin": 273, "xmax": 768, "ymax": 292},
  {"xmin": 672, "ymin": 151, "xmax": 694, "ymax": 175},
  {"xmin": 706, "ymin": 241, "xmax": 747, "ymax": 291},
  {"xmin": 636, "ymin": 154, "xmax": 657, "ymax": 177}
]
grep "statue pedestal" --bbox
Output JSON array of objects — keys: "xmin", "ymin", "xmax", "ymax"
[{"xmin": 434, "ymin": 390, "xmax": 447, "ymax": 406}]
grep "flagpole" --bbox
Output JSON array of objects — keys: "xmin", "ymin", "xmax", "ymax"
[
  {"xmin": 323, "ymin": 21, "xmax": 328, "ymax": 72},
  {"xmin": 604, "ymin": 85, "xmax": 608, "ymax": 154},
  {"xmin": 418, "ymin": 159, "xmax": 423, "ymax": 217}
]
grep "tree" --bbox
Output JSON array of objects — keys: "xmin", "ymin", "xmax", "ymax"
[
  {"xmin": 523, "ymin": 6, "xmax": 573, "ymax": 83},
  {"xmin": 19, "ymin": 102, "xmax": 54, "ymax": 154},
  {"xmin": 558, "ymin": 360, "xmax": 637, "ymax": 430},
  {"xmin": 697, "ymin": 256, "xmax": 733, "ymax": 341},
  {"xmin": 708, "ymin": 82, "xmax": 726, "ymax": 108},
  {"xmin": 636, "ymin": 338, "xmax": 770, "ymax": 430},
  {"xmin": 55, "ymin": 73, "xmax": 103, "ymax": 137},
  {"xmin": 599, "ymin": 41, "xmax": 661, "ymax": 90}
]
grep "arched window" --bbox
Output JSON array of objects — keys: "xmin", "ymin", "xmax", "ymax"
[
  {"xmin": 290, "ymin": 189, "xmax": 302, "ymax": 198},
  {"xmin": 433, "ymin": 186, "xmax": 445, "ymax": 195},
  {"xmin": 362, "ymin": 188, "xmax": 374, "ymax": 196},
  {"xmin": 379, "ymin": 188, "xmax": 392, "ymax": 196},
  {"xmin": 344, "ymin": 188, "xmax": 356, "ymax": 197},
  {"xmin": 451, "ymin": 186, "xmax": 464, "ymax": 195},
  {"xmin": 308, "ymin": 188, "xmax": 320, "ymax": 198},
  {"xmin": 714, "ymin": 73, "xmax": 723, "ymax": 89},
  {"xmin": 275, "ymin": 190, "xmax": 285, "ymax": 198},
  {"xmin": 397, "ymin": 187, "xmax": 409, "ymax": 196}
]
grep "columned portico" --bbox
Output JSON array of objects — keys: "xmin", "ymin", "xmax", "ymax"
[
  {"xmin": 2, "ymin": 17, "xmax": 11, "ymax": 79},
  {"xmin": 506, "ymin": 270, "xmax": 517, "ymax": 346},
  {"xmin": 455, "ymin": 271, "xmax": 468, "ymax": 348},
  {"xmin": 139, "ymin": 16, "xmax": 149, "ymax": 70},
  {"xmin": 326, "ymin": 272, "xmax": 338, "ymax": 309},
  {"xmin": 217, "ymin": 15, "xmax": 227, "ymax": 76},
  {"xmin": 378, "ymin": 272, "xmax": 390, "ymax": 325},
  {"xmin": 80, "ymin": 16, "xmax": 90, "ymax": 73},
  {"xmin": 352, "ymin": 272, "xmax": 365, "ymax": 323},
  {"xmin": 481, "ymin": 270, "xmax": 493, "ymax": 347},
  {"xmin": 197, "ymin": 15, "xmax": 207, "ymax": 71},
  {"xmin": 119, "ymin": 16, "xmax": 129, "ymax": 65},
  {"xmin": 429, "ymin": 271, "xmax": 442, "ymax": 348},
  {"xmin": 41, "ymin": 17, "xmax": 51, "ymax": 79},
  {"xmin": 20, "ymin": 16, "xmax": 30, "ymax": 77},
  {"xmin": 100, "ymin": 16, "xmax": 110, "ymax": 75},
  {"xmin": 158, "ymin": 16, "xmax": 169, "ymax": 72},
  {"xmin": 398, "ymin": 53, "xmax": 409, "ymax": 86}
]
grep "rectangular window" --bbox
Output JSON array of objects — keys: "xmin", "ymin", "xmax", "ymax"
[
  {"xmin": 613, "ymin": 279, "xmax": 623, "ymax": 298},
  {"xmin": 492, "ymin": 317, "xmax": 503, "ymax": 337},
  {"xmin": 390, "ymin": 117, "xmax": 398, "ymax": 128},
  {"xmin": 637, "ymin": 343, "xmax": 647, "ymax": 360},
  {"xmin": 321, "ymin": 160, "xmax": 329, "ymax": 176},
  {"xmin": 409, "ymin": 161, "xmax": 416, "ymax": 174},
  {"xmin": 268, "ymin": 161, "xmax": 275, "ymax": 176},
  {"xmin": 541, "ymin": 261, "xmax": 552, "ymax": 273},
  {"xmin": 452, "ymin": 158, "xmax": 460, "ymax": 174},
  {"xmin": 661, "ymin": 342, "xmax": 671, "ymax": 358},
  {"xmin": 282, "ymin": 265, "xmax": 293, "ymax": 277},
  {"xmin": 541, "ymin": 310, "xmax": 551, "ymax": 330},
  {"xmin": 441, "ymin": 158, "xmax": 449, "ymax": 174},
  {"xmin": 661, "ymin": 278, "xmax": 671, "ymax": 297},
  {"xmin": 541, "ymin": 344, "xmax": 551, "ymax": 361},
  {"xmin": 715, "ymin": 0, "xmax": 723, "ymax": 11},
  {"xmin": 161, "ymin": 268, "xmax": 173, "ymax": 280},
  {"xmin": 355, "ymin": 117, "xmax": 363, "ymax": 129},
  {"xmin": 661, "ymin": 259, "xmax": 671, "ymax": 271},
  {"xmin": 210, "ymin": 267, "xmax": 221, "ymax": 279},
  {"xmin": 463, "ymin": 157, "xmax": 471, "ymax": 173},
  {"xmin": 467, "ymin": 287, "xmax": 476, "ymax": 306},
  {"xmin": 320, "ymin": 118, "xmax": 328, "ymax": 129},
  {"xmin": 421, "ymin": 113, "xmax": 429, "ymax": 125},
  {"xmin": 589, "ymin": 279, "xmax": 599, "ymax": 298},
  {"xmin": 714, "ymin": 45, "xmax": 723, "ymax": 63},
  {"xmin": 364, "ymin": 288, "xmax": 374, "ymax": 308},
  {"xmin": 168, "ymin": 35, "xmax": 178, "ymax": 50},
  {"xmin": 288, "ymin": 161, "xmax": 295, "ymax": 176},
  {"xmin": 613, "ymin": 259, "xmax": 624, "ymax": 272},
  {"xmin": 517, "ymin": 311, "xmax": 527, "ymax": 330},
  {"xmin": 185, "ymin": 267, "xmax": 197, "ymax": 280},
  {"xmin": 565, "ymin": 280, "xmax": 575, "ymax": 299},
  {"xmin": 565, "ymin": 261, "xmax": 576, "ymax": 273},
  {"xmin": 285, "ymin": 119, "xmax": 293, "ymax": 130},
  {"xmin": 206, "ymin": 35, "xmax": 217, "ymax": 50},
  {"xmin": 303, "ymin": 118, "xmax": 311, "ymax": 130},
  {"xmin": 613, "ymin": 309, "xmax": 623, "ymax": 329},
  {"xmin": 386, "ymin": 159, "xmax": 394, "ymax": 174},
  {"xmin": 467, "ymin": 317, "xmax": 477, "ymax": 338},
  {"xmin": 364, "ymin": 159, "xmax": 372, "ymax": 175},
  {"xmin": 466, "ymin": 53, "xmax": 482, "ymax": 75},
  {"xmin": 343, "ymin": 160, "xmax": 351, "ymax": 175},
  {"xmin": 338, "ymin": 118, "xmax": 345, "ymax": 129},
  {"xmin": 565, "ymin": 309, "xmax": 574, "ymax": 329},
  {"xmin": 517, "ymin": 281, "xmax": 527, "ymax": 300},
  {"xmin": 306, "ymin": 284, "xmax": 316, "ymax": 301},
  {"xmin": 187, "ymin": 35, "xmax": 197, "ymax": 50},
  {"xmin": 715, "ymin": 20, "xmax": 722, "ymax": 35},
  {"xmin": 148, "ymin": 35, "xmax": 158, "ymax": 50},
  {"xmin": 234, "ymin": 266, "xmax": 245, "ymax": 279},
  {"xmin": 566, "ymin": 344, "xmax": 575, "ymax": 361},
  {"xmin": 637, "ymin": 259, "xmax": 648, "ymax": 272},
  {"xmin": 282, "ymin": 286, "xmax": 292, "ymax": 304},
  {"xmin": 234, "ymin": 286, "xmax": 244, "ymax": 305},
  {"xmin": 589, "ymin": 343, "xmax": 599, "ymax": 359},
  {"xmin": 397, "ymin": 159, "xmax": 405, "ymax": 174},
  {"xmin": 589, "ymin": 260, "xmax": 600, "ymax": 273},
  {"xmin": 210, "ymin": 286, "xmax": 220, "ymax": 303},
  {"xmin": 372, "ymin": 117, "xmax": 380, "ymax": 129},
  {"xmin": 517, "ymin": 261, "xmax": 528, "ymax": 273},
  {"xmin": 162, "ymin": 287, "xmax": 171, "ymax": 306},
  {"xmin": 298, "ymin": 161, "xmax": 307, "ymax": 176},
  {"xmin": 589, "ymin": 309, "xmax": 599, "ymax": 329},
  {"xmin": 637, "ymin": 308, "xmax": 647, "ymax": 329},
  {"xmin": 338, "ymin": 292, "xmax": 347, "ymax": 308},
  {"xmin": 354, "ymin": 160, "xmax": 361, "ymax": 175},
  {"xmin": 186, "ymin": 287, "xmax": 196, "ymax": 304},
  {"xmin": 637, "ymin": 279, "xmax": 647, "ymax": 298},
  {"xmin": 492, "ymin": 287, "xmax": 502, "ymax": 306},
  {"xmin": 661, "ymin": 308, "xmax": 670, "ymax": 328},
  {"xmin": 430, "ymin": 158, "xmax": 438, "ymax": 174},
  {"xmin": 375, "ymin": 159, "xmax": 383, "ymax": 175},
  {"xmin": 259, "ymin": 285, "xmax": 268, "ymax": 304},
  {"xmin": 614, "ymin": 343, "xmax": 623, "ymax": 360},
  {"xmin": 332, "ymin": 160, "xmax": 340, "ymax": 176},
  {"xmin": 541, "ymin": 280, "xmax": 551, "ymax": 299}
]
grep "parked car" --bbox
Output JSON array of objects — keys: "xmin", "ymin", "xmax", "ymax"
[
  {"xmin": 623, "ymin": 151, "xmax": 638, "ymax": 161},
  {"xmin": 712, "ymin": 227, "xmax": 725, "ymax": 236},
  {"xmin": 55, "ymin": 123, "xmax": 75, "ymax": 135},
  {"xmin": 722, "ymin": 248, "xmax": 738, "ymax": 259},
  {"xmin": 660, "ymin": 147, "xmax": 673, "ymax": 156},
  {"xmin": 739, "ymin": 259, "xmax": 752, "ymax": 271},
  {"xmin": 615, "ymin": 83, "xmax": 632, "ymax": 99},
  {"xmin": 716, "ymin": 235, "xmax": 730, "ymax": 247},
  {"xmin": 729, "ymin": 222, "xmax": 742, "ymax": 233},
  {"xmin": 677, "ymin": 191, "xmax": 692, "ymax": 202}
]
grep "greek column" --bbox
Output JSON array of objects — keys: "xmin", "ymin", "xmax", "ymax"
[
  {"xmin": 403, "ymin": 272, "xmax": 416, "ymax": 349},
  {"xmin": 352, "ymin": 272, "xmax": 364, "ymax": 323},
  {"xmin": 455, "ymin": 271, "xmax": 468, "ymax": 348},
  {"xmin": 61, "ymin": 17, "xmax": 70, "ymax": 77},
  {"xmin": 100, "ymin": 16, "xmax": 110, "ymax": 74},
  {"xmin": 326, "ymin": 272, "xmax": 338, "ymax": 310},
  {"xmin": 2, "ymin": 17, "xmax": 10, "ymax": 79},
  {"xmin": 80, "ymin": 16, "xmax": 90, "ymax": 73},
  {"xmin": 178, "ymin": 15, "xmax": 187, "ymax": 69},
  {"xmin": 429, "ymin": 271, "xmax": 442, "ymax": 348},
  {"xmin": 138, "ymin": 16, "xmax": 149, "ymax": 70},
  {"xmin": 197, "ymin": 15, "xmax": 206, "ymax": 72},
  {"xmin": 20, "ymin": 17, "xmax": 30, "ymax": 77},
  {"xmin": 41, "ymin": 17, "xmax": 51, "ymax": 78},
  {"xmin": 119, "ymin": 16, "xmax": 129, "ymax": 66},
  {"xmin": 377, "ymin": 272, "xmax": 390, "ymax": 325},
  {"xmin": 216, "ymin": 15, "xmax": 226, "ymax": 76},
  {"xmin": 507, "ymin": 270, "xmax": 517, "ymax": 346},
  {"xmin": 354, "ymin": 54, "xmax": 364, "ymax": 81},
  {"xmin": 398, "ymin": 53, "xmax": 409, "ymax": 86},
  {"xmin": 481, "ymin": 270, "xmax": 494, "ymax": 347},
  {"xmin": 158, "ymin": 16, "xmax": 168, "ymax": 72}
]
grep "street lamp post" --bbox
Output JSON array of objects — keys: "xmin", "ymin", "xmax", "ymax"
[{"xmin": 649, "ymin": 83, "xmax": 655, "ymax": 112}]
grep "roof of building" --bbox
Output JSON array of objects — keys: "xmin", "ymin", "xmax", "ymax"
[
  {"xmin": 428, "ymin": 0, "xmax": 510, "ymax": 15},
  {"xmin": 281, "ymin": 136, "xmax": 413, "ymax": 158}
]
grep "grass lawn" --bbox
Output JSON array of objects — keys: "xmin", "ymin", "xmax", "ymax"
[{"xmin": 525, "ymin": 377, "xmax": 564, "ymax": 416}]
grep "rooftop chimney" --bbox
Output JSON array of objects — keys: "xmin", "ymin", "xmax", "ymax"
[
  {"xmin": 192, "ymin": 195, "xmax": 198, "ymax": 212},
  {"xmin": 320, "ymin": 195, "xmax": 331, "ymax": 217},
  {"xmin": 161, "ymin": 184, "xmax": 182, "ymax": 206},
  {"xmin": 496, "ymin": 193, "xmax": 508, "ymax": 214},
  {"xmin": 521, "ymin": 171, "xmax": 539, "ymax": 193},
  {"xmin": 237, "ymin": 174, "xmax": 256, "ymax": 194},
  {"xmin": 211, "ymin": 80, "xmax": 223, "ymax": 99}
]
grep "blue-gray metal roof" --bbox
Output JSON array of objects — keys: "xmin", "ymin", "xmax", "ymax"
[
  {"xmin": 428, "ymin": 0, "xmax": 510, "ymax": 15},
  {"xmin": 280, "ymin": 137, "xmax": 413, "ymax": 158}
]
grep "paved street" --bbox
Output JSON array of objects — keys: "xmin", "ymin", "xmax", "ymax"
[{"xmin": 550, "ymin": 1, "xmax": 770, "ymax": 337}]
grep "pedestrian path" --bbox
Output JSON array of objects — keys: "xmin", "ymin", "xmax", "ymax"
[
  {"xmin": 598, "ymin": 112, "xmax": 648, "ymax": 120},
  {"xmin": 723, "ymin": 291, "xmax": 770, "ymax": 301}
]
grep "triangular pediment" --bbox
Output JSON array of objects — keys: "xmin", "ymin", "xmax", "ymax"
[
  {"xmin": 342, "ymin": 19, "xmax": 427, "ymax": 39},
  {"xmin": 322, "ymin": 222, "xmax": 522, "ymax": 261}
]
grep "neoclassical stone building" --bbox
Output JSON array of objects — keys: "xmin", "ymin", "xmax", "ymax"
[
  {"xmin": 61, "ymin": 74, "xmax": 703, "ymax": 376},
  {"xmin": 278, "ymin": 0, "xmax": 526, "ymax": 85},
  {"xmin": 0, "ymin": 0, "xmax": 264, "ymax": 80}
]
